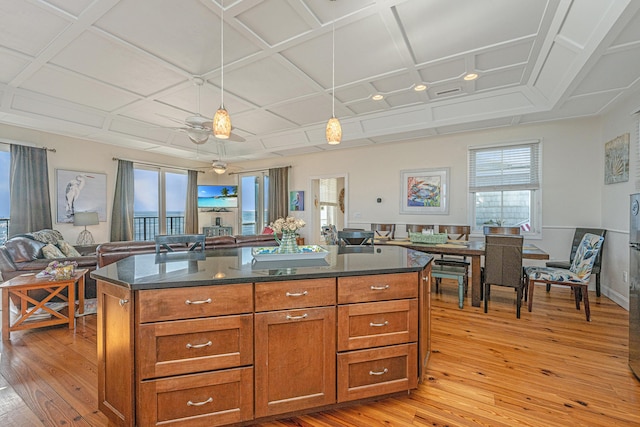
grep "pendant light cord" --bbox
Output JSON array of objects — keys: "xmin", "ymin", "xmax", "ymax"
[
  {"xmin": 220, "ymin": 0, "xmax": 225, "ymax": 107},
  {"xmin": 331, "ymin": 1, "xmax": 336, "ymax": 117}
]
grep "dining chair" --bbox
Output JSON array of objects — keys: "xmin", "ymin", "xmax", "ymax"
[
  {"xmin": 545, "ymin": 228, "xmax": 606, "ymax": 296},
  {"xmin": 483, "ymin": 226, "xmax": 521, "ymax": 235},
  {"xmin": 337, "ymin": 230, "xmax": 374, "ymax": 246},
  {"xmin": 525, "ymin": 233, "xmax": 605, "ymax": 321},
  {"xmin": 435, "ymin": 225, "xmax": 471, "ymax": 285},
  {"xmin": 431, "ymin": 264, "xmax": 467, "ymax": 309},
  {"xmin": 371, "ymin": 223, "xmax": 395, "ymax": 240},
  {"xmin": 405, "ymin": 224, "xmax": 435, "ymax": 234},
  {"xmin": 154, "ymin": 234, "xmax": 205, "ymax": 253},
  {"xmin": 483, "ymin": 235, "xmax": 525, "ymax": 318}
]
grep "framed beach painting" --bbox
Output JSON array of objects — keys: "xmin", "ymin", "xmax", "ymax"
[
  {"xmin": 400, "ymin": 168, "xmax": 449, "ymax": 214},
  {"xmin": 604, "ymin": 133, "xmax": 629, "ymax": 184},
  {"xmin": 56, "ymin": 169, "xmax": 107, "ymax": 223}
]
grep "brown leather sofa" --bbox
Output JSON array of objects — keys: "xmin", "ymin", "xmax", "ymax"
[
  {"xmin": 96, "ymin": 234, "xmax": 278, "ymax": 267},
  {"xmin": 0, "ymin": 235, "xmax": 99, "ymax": 297}
]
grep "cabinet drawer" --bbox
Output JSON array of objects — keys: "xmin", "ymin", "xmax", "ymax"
[
  {"xmin": 255, "ymin": 278, "xmax": 335, "ymax": 312},
  {"xmin": 138, "ymin": 367, "xmax": 253, "ymax": 427},
  {"xmin": 337, "ymin": 299, "xmax": 417, "ymax": 351},
  {"xmin": 137, "ymin": 314, "xmax": 253, "ymax": 379},
  {"xmin": 338, "ymin": 272, "xmax": 417, "ymax": 304},
  {"xmin": 337, "ymin": 343, "xmax": 417, "ymax": 402},
  {"xmin": 137, "ymin": 283, "xmax": 253, "ymax": 323}
]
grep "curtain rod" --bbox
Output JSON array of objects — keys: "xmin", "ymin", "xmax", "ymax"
[
  {"xmin": 112, "ymin": 157, "xmax": 204, "ymax": 173},
  {"xmin": 228, "ymin": 165, "xmax": 292, "ymax": 175},
  {"xmin": 0, "ymin": 140, "xmax": 56, "ymax": 152}
]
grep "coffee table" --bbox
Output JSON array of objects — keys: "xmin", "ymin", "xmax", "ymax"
[{"xmin": 1, "ymin": 268, "xmax": 87, "ymax": 340}]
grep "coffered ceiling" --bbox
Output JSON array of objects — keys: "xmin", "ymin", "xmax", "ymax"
[{"xmin": 1, "ymin": 0, "xmax": 640, "ymax": 164}]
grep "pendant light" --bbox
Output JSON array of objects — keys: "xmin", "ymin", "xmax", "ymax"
[
  {"xmin": 213, "ymin": 0, "xmax": 231, "ymax": 139},
  {"xmin": 326, "ymin": 0, "xmax": 341, "ymax": 145}
]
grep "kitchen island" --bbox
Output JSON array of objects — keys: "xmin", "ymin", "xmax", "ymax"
[{"xmin": 92, "ymin": 245, "xmax": 432, "ymax": 426}]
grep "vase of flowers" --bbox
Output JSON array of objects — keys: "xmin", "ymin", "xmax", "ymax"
[{"xmin": 269, "ymin": 216, "xmax": 305, "ymax": 254}]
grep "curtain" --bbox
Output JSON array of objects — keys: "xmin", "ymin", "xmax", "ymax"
[
  {"xmin": 9, "ymin": 144, "xmax": 52, "ymax": 236},
  {"xmin": 184, "ymin": 169, "xmax": 199, "ymax": 234},
  {"xmin": 110, "ymin": 160, "xmax": 134, "ymax": 242},
  {"xmin": 268, "ymin": 167, "xmax": 289, "ymax": 223}
]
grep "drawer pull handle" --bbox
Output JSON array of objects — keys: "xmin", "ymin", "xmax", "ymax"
[
  {"xmin": 285, "ymin": 290, "xmax": 308, "ymax": 297},
  {"xmin": 185, "ymin": 298, "xmax": 212, "ymax": 305},
  {"xmin": 370, "ymin": 285, "xmax": 390, "ymax": 291},
  {"xmin": 187, "ymin": 397, "xmax": 213, "ymax": 407},
  {"xmin": 286, "ymin": 313, "xmax": 308, "ymax": 320},
  {"xmin": 119, "ymin": 299, "xmax": 129, "ymax": 306},
  {"xmin": 369, "ymin": 320, "xmax": 389, "ymax": 327},
  {"xmin": 186, "ymin": 341, "xmax": 212, "ymax": 349},
  {"xmin": 369, "ymin": 368, "xmax": 389, "ymax": 376}
]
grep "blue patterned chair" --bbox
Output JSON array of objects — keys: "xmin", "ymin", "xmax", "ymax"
[{"xmin": 525, "ymin": 233, "xmax": 605, "ymax": 321}]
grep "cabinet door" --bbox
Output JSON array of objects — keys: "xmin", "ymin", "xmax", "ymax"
[
  {"xmin": 254, "ymin": 306, "xmax": 336, "ymax": 418},
  {"xmin": 97, "ymin": 280, "xmax": 135, "ymax": 426}
]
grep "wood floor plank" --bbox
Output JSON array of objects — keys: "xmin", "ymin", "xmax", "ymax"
[{"xmin": 0, "ymin": 282, "xmax": 638, "ymax": 426}]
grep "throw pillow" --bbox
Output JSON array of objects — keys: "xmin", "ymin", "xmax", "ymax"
[
  {"xmin": 29, "ymin": 229, "xmax": 64, "ymax": 245},
  {"xmin": 4, "ymin": 237, "xmax": 47, "ymax": 262},
  {"xmin": 57, "ymin": 240, "xmax": 82, "ymax": 257},
  {"xmin": 42, "ymin": 243, "xmax": 65, "ymax": 259}
]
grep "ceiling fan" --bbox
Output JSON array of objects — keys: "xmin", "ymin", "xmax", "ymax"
[{"xmin": 160, "ymin": 77, "xmax": 245, "ymax": 144}]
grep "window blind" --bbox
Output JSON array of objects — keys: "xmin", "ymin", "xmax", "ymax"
[
  {"xmin": 319, "ymin": 178, "xmax": 338, "ymax": 203},
  {"xmin": 469, "ymin": 141, "xmax": 540, "ymax": 192}
]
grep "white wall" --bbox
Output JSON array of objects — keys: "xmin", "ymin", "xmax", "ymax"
[{"xmin": 600, "ymin": 94, "xmax": 640, "ymax": 308}]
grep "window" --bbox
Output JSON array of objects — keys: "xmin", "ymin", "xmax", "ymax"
[
  {"xmin": 468, "ymin": 141, "xmax": 541, "ymax": 236},
  {"xmin": 133, "ymin": 166, "xmax": 187, "ymax": 240},
  {"xmin": 0, "ymin": 146, "xmax": 9, "ymax": 243}
]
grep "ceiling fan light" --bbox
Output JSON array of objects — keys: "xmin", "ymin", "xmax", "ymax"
[
  {"xmin": 326, "ymin": 116, "xmax": 342, "ymax": 145},
  {"xmin": 212, "ymin": 161, "xmax": 227, "ymax": 174},
  {"xmin": 186, "ymin": 129, "xmax": 209, "ymax": 144},
  {"xmin": 213, "ymin": 107, "xmax": 231, "ymax": 139}
]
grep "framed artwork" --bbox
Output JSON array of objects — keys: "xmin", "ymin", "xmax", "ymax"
[
  {"xmin": 290, "ymin": 190, "xmax": 304, "ymax": 211},
  {"xmin": 400, "ymin": 168, "xmax": 449, "ymax": 214},
  {"xmin": 604, "ymin": 133, "xmax": 629, "ymax": 184},
  {"xmin": 56, "ymin": 169, "xmax": 107, "ymax": 223}
]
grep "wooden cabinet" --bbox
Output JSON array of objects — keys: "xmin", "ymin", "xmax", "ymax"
[
  {"xmin": 254, "ymin": 278, "xmax": 336, "ymax": 418},
  {"xmin": 336, "ymin": 272, "xmax": 419, "ymax": 402},
  {"xmin": 97, "ymin": 266, "xmax": 430, "ymax": 426}
]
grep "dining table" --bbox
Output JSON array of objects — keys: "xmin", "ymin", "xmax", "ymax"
[{"xmin": 374, "ymin": 238, "xmax": 549, "ymax": 307}]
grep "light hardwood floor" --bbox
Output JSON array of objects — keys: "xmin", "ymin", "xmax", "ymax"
[{"xmin": 1, "ymin": 283, "xmax": 639, "ymax": 426}]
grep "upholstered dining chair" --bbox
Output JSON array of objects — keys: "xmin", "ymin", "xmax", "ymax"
[
  {"xmin": 321, "ymin": 225, "xmax": 338, "ymax": 245},
  {"xmin": 338, "ymin": 230, "xmax": 374, "ymax": 246},
  {"xmin": 371, "ymin": 223, "xmax": 396, "ymax": 240},
  {"xmin": 525, "ymin": 233, "xmax": 605, "ymax": 321},
  {"xmin": 545, "ymin": 227, "xmax": 606, "ymax": 296},
  {"xmin": 483, "ymin": 235, "xmax": 525, "ymax": 318},
  {"xmin": 483, "ymin": 226, "xmax": 521, "ymax": 235}
]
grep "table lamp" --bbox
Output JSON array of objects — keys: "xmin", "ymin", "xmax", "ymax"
[{"xmin": 74, "ymin": 211, "xmax": 99, "ymax": 245}]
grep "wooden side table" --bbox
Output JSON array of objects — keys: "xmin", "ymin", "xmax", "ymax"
[{"xmin": 1, "ymin": 268, "xmax": 87, "ymax": 341}]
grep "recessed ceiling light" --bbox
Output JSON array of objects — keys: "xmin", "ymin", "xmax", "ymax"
[
  {"xmin": 464, "ymin": 73, "xmax": 479, "ymax": 81},
  {"xmin": 414, "ymin": 84, "xmax": 427, "ymax": 92},
  {"xmin": 372, "ymin": 94, "xmax": 384, "ymax": 101}
]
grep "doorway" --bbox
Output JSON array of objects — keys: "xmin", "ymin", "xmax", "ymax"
[{"xmin": 310, "ymin": 175, "xmax": 347, "ymax": 244}]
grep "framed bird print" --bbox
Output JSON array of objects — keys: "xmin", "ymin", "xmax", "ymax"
[{"xmin": 56, "ymin": 169, "xmax": 107, "ymax": 223}]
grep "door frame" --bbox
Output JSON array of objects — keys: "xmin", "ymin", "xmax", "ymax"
[{"xmin": 309, "ymin": 173, "xmax": 348, "ymax": 245}]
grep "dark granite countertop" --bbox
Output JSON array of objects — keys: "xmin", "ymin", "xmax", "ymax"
[{"xmin": 91, "ymin": 245, "xmax": 433, "ymax": 290}]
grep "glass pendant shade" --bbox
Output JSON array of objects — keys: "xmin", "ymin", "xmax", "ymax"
[
  {"xmin": 213, "ymin": 107, "xmax": 231, "ymax": 139},
  {"xmin": 326, "ymin": 116, "xmax": 342, "ymax": 145}
]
